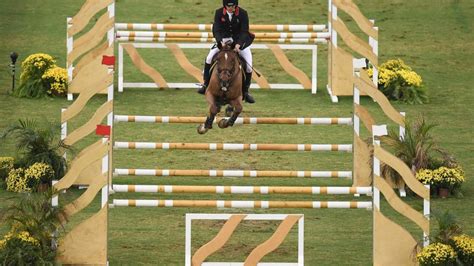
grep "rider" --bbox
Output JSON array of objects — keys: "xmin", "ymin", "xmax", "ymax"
[{"xmin": 197, "ymin": 0, "xmax": 255, "ymax": 104}]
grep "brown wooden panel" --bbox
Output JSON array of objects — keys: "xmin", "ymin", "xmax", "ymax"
[
  {"xmin": 54, "ymin": 141, "xmax": 108, "ymax": 191},
  {"xmin": 57, "ymin": 206, "xmax": 107, "ymax": 265},
  {"xmin": 69, "ymin": 61, "xmax": 112, "ymax": 94},
  {"xmin": 332, "ymin": 18, "xmax": 378, "ymax": 65},
  {"xmin": 331, "ymin": 45, "xmax": 354, "ymax": 95},
  {"xmin": 71, "ymin": 51, "xmax": 109, "ymax": 84},
  {"xmin": 192, "ymin": 215, "xmax": 246, "ymax": 266},
  {"xmin": 268, "ymin": 45, "xmax": 312, "ymax": 89},
  {"xmin": 68, "ymin": 12, "xmax": 114, "ymax": 65},
  {"xmin": 69, "ymin": 0, "xmax": 114, "ymax": 36},
  {"xmin": 63, "ymin": 73, "xmax": 113, "ymax": 122},
  {"xmin": 333, "ymin": 0, "xmax": 378, "ymax": 40},
  {"xmin": 375, "ymin": 175, "xmax": 429, "ymax": 232},
  {"xmin": 73, "ymin": 41, "xmax": 112, "ymax": 77},
  {"xmin": 374, "ymin": 145, "xmax": 429, "ymax": 200},
  {"xmin": 354, "ymin": 72, "xmax": 405, "ymax": 127},
  {"xmin": 63, "ymin": 173, "xmax": 107, "ymax": 217},
  {"xmin": 373, "ymin": 209, "xmax": 418, "ymax": 266},
  {"xmin": 122, "ymin": 44, "xmax": 169, "ymax": 88},
  {"xmin": 354, "ymin": 104, "xmax": 375, "ymax": 133},
  {"xmin": 353, "ymin": 134, "xmax": 372, "ymax": 186},
  {"xmin": 75, "ymin": 159, "xmax": 102, "ymax": 185},
  {"xmin": 244, "ymin": 215, "xmax": 302, "ymax": 265},
  {"xmin": 167, "ymin": 44, "xmax": 203, "ymax": 83},
  {"xmin": 64, "ymin": 101, "xmax": 113, "ymax": 146}
]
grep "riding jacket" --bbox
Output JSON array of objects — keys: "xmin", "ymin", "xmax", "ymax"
[{"xmin": 212, "ymin": 7, "xmax": 255, "ymax": 50}]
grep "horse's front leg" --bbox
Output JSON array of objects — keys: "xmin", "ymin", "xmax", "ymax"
[
  {"xmin": 197, "ymin": 94, "xmax": 219, "ymax": 134},
  {"xmin": 218, "ymin": 98, "xmax": 242, "ymax": 128}
]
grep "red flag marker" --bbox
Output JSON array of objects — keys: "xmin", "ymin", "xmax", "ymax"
[
  {"xmin": 96, "ymin": 124, "xmax": 111, "ymax": 137},
  {"xmin": 102, "ymin": 55, "xmax": 115, "ymax": 66}
]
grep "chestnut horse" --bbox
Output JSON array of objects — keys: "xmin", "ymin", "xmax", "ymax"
[{"xmin": 197, "ymin": 45, "xmax": 243, "ymax": 134}]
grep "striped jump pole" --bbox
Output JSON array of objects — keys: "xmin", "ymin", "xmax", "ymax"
[
  {"xmin": 115, "ymin": 23, "xmax": 327, "ymax": 32},
  {"xmin": 112, "ymin": 199, "xmax": 372, "ymax": 209},
  {"xmin": 112, "ymin": 185, "xmax": 372, "ymax": 195},
  {"xmin": 116, "ymin": 36, "xmax": 328, "ymax": 44},
  {"xmin": 114, "ymin": 142, "xmax": 352, "ymax": 152},
  {"xmin": 114, "ymin": 115, "xmax": 353, "ymax": 125},
  {"xmin": 113, "ymin": 169, "xmax": 352, "ymax": 178},
  {"xmin": 116, "ymin": 31, "xmax": 331, "ymax": 39}
]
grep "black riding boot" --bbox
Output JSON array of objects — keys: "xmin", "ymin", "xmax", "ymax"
[
  {"xmin": 197, "ymin": 63, "xmax": 212, "ymax": 94},
  {"xmin": 243, "ymin": 71, "xmax": 255, "ymax": 103}
]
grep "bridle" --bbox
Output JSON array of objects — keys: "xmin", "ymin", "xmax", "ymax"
[{"xmin": 216, "ymin": 50, "xmax": 240, "ymax": 91}]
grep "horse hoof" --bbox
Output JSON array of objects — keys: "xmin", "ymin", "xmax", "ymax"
[
  {"xmin": 197, "ymin": 124, "xmax": 208, "ymax": 134},
  {"xmin": 225, "ymin": 106, "xmax": 233, "ymax": 117},
  {"xmin": 218, "ymin": 119, "xmax": 228, "ymax": 129}
]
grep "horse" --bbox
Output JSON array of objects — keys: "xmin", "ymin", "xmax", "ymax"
[{"xmin": 197, "ymin": 45, "xmax": 244, "ymax": 134}]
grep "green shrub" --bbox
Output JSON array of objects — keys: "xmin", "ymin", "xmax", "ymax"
[
  {"xmin": 1, "ymin": 119, "xmax": 69, "ymax": 180},
  {"xmin": 0, "ymin": 230, "xmax": 55, "ymax": 265},
  {"xmin": 369, "ymin": 59, "xmax": 428, "ymax": 104},
  {"xmin": 14, "ymin": 53, "xmax": 57, "ymax": 98},
  {"xmin": 0, "ymin": 192, "xmax": 65, "ymax": 264}
]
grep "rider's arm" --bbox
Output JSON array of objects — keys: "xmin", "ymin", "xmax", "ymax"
[
  {"xmin": 237, "ymin": 9, "xmax": 250, "ymax": 47},
  {"xmin": 212, "ymin": 9, "xmax": 224, "ymax": 44}
]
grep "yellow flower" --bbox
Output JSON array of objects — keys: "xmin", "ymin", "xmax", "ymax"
[
  {"xmin": 25, "ymin": 162, "xmax": 54, "ymax": 182},
  {"xmin": 370, "ymin": 58, "xmax": 423, "ymax": 90},
  {"xmin": 433, "ymin": 166, "xmax": 465, "ymax": 186},
  {"xmin": 42, "ymin": 66, "xmax": 68, "ymax": 96},
  {"xmin": 452, "ymin": 234, "xmax": 474, "ymax": 263},
  {"xmin": 20, "ymin": 53, "xmax": 57, "ymax": 83},
  {"xmin": 398, "ymin": 69, "xmax": 423, "ymax": 87},
  {"xmin": 6, "ymin": 168, "xmax": 30, "ymax": 192},
  {"xmin": 416, "ymin": 169, "xmax": 434, "ymax": 185},
  {"xmin": 0, "ymin": 230, "xmax": 40, "ymax": 249},
  {"xmin": 417, "ymin": 243, "xmax": 457, "ymax": 265},
  {"xmin": 16, "ymin": 231, "xmax": 40, "ymax": 246},
  {"xmin": 0, "ymin": 157, "xmax": 14, "ymax": 171}
]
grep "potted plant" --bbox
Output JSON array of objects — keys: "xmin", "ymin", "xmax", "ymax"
[{"xmin": 433, "ymin": 167, "xmax": 465, "ymax": 198}]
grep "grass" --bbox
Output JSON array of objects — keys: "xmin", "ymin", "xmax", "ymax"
[{"xmin": 0, "ymin": 0, "xmax": 473, "ymax": 265}]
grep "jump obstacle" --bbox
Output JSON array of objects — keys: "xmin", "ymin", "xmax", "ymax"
[{"xmin": 55, "ymin": 0, "xmax": 430, "ymax": 265}]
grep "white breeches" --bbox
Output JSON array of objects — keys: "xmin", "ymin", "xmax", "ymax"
[{"xmin": 206, "ymin": 46, "xmax": 253, "ymax": 73}]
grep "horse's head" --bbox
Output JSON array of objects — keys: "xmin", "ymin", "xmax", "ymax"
[{"xmin": 215, "ymin": 46, "xmax": 240, "ymax": 91}]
